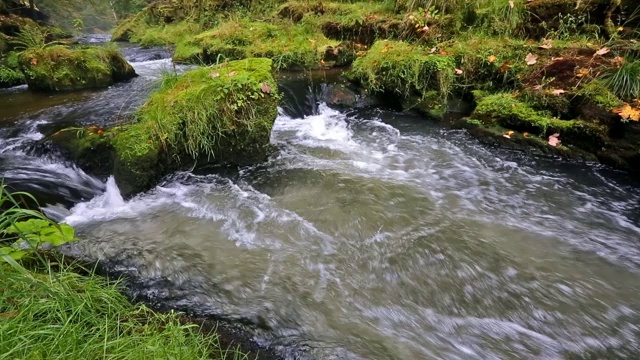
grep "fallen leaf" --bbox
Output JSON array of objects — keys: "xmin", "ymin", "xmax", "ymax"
[
  {"xmin": 227, "ymin": 71, "xmax": 237, "ymax": 77},
  {"xmin": 525, "ymin": 53, "xmax": 538, "ymax": 65},
  {"xmin": 97, "ymin": 129, "xmax": 104, "ymax": 135},
  {"xmin": 421, "ymin": 25, "xmax": 429, "ymax": 32},
  {"xmin": 261, "ymin": 82, "xmax": 271, "ymax": 94},
  {"xmin": 523, "ymin": 132, "xmax": 529, "ymax": 137},
  {"xmin": 488, "ymin": 55, "xmax": 497, "ymax": 63},
  {"xmin": 509, "ymin": 0, "xmax": 514, "ymax": 8},
  {"xmin": 576, "ymin": 68, "xmax": 590, "ymax": 77},
  {"xmin": 439, "ymin": 50, "xmax": 449, "ymax": 55},
  {"xmin": 612, "ymin": 56, "xmax": 625, "ymax": 67},
  {"xmin": 503, "ymin": 134, "xmax": 511, "ymax": 139},
  {"xmin": 551, "ymin": 57, "xmax": 564, "ymax": 61},
  {"xmin": 30, "ymin": 58, "xmax": 37, "ymax": 65},
  {"xmin": 0, "ymin": 312, "xmax": 17, "ymax": 319},
  {"xmin": 455, "ymin": 68, "xmax": 463, "ymax": 75},
  {"xmin": 499, "ymin": 61, "xmax": 511, "ymax": 73},
  {"xmin": 552, "ymin": 89, "xmax": 565, "ymax": 96},
  {"xmin": 548, "ymin": 133, "xmax": 561, "ymax": 146},
  {"xmin": 613, "ymin": 103, "xmax": 640, "ymax": 121},
  {"xmin": 539, "ymin": 39, "xmax": 553, "ymax": 49},
  {"xmin": 617, "ymin": 26, "xmax": 624, "ymax": 32},
  {"xmin": 533, "ymin": 84, "xmax": 543, "ymax": 91},
  {"xmin": 430, "ymin": 47, "xmax": 437, "ymax": 53},
  {"xmin": 210, "ymin": 72, "xmax": 220, "ymax": 78},
  {"xmin": 594, "ymin": 47, "xmax": 610, "ymax": 56},
  {"xmin": 381, "ymin": 48, "xmax": 388, "ymax": 53},
  {"xmin": 507, "ymin": 130, "xmax": 515, "ymax": 135}
]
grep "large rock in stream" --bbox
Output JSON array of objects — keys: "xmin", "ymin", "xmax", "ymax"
[
  {"xmin": 49, "ymin": 58, "xmax": 280, "ymax": 195},
  {"xmin": 18, "ymin": 46, "xmax": 137, "ymax": 91}
]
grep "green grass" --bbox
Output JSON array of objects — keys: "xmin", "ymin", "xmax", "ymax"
[
  {"xmin": 601, "ymin": 58, "xmax": 640, "ymax": 101},
  {"xmin": 0, "ymin": 261, "xmax": 247, "ymax": 360},
  {"xmin": 349, "ymin": 40, "xmax": 455, "ymax": 101}
]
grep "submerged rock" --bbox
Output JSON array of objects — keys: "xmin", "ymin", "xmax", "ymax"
[
  {"xmin": 50, "ymin": 58, "xmax": 280, "ymax": 195},
  {"xmin": 18, "ymin": 46, "xmax": 137, "ymax": 91}
]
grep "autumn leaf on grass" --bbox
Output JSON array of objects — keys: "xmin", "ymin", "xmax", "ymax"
[
  {"xmin": 227, "ymin": 71, "xmax": 237, "ymax": 77},
  {"xmin": 525, "ymin": 53, "xmax": 538, "ymax": 65},
  {"xmin": 613, "ymin": 103, "xmax": 640, "ymax": 121},
  {"xmin": 210, "ymin": 72, "xmax": 220, "ymax": 78},
  {"xmin": 261, "ymin": 82, "xmax": 271, "ymax": 94},
  {"xmin": 594, "ymin": 47, "xmax": 610, "ymax": 56},
  {"xmin": 539, "ymin": 39, "xmax": 553, "ymax": 49},
  {"xmin": 548, "ymin": 133, "xmax": 561, "ymax": 146},
  {"xmin": 509, "ymin": 0, "xmax": 514, "ymax": 8},
  {"xmin": 612, "ymin": 56, "xmax": 625, "ymax": 67},
  {"xmin": 576, "ymin": 68, "xmax": 590, "ymax": 77},
  {"xmin": 487, "ymin": 55, "xmax": 497, "ymax": 63},
  {"xmin": 551, "ymin": 89, "xmax": 565, "ymax": 96},
  {"xmin": 455, "ymin": 68, "xmax": 463, "ymax": 75},
  {"xmin": 499, "ymin": 61, "xmax": 511, "ymax": 73},
  {"xmin": 503, "ymin": 130, "xmax": 515, "ymax": 139},
  {"xmin": 30, "ymin": 58, "xmax": 37, "ymax": 65},
  {"xmin": 523, "ymin": 132, "xmax": 529, "ymax": 137}
]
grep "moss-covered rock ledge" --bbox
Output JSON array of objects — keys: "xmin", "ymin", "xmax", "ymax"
[
  {"xmin": 49, "ymin": 58, "xmax": 280, "ymax": 195},
  {"xmin": 19, "ymin": 46, "xmax": 137, "ymax": 91}
]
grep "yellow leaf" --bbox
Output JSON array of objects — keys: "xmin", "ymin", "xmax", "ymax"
[
  {"xmin": 488, "ymin": 55, "xmax": 497, "ymax": 63},
  {"xmin": 613, "ymin": 103, "xmax": 640, "ymax": 121},
  {"xmin": 576, "ymin": 68, "xmax": 590, "ymax": 77},
  {"xmin": 507, "ymin": 130, "xmax": 515, "ymax": 135}
]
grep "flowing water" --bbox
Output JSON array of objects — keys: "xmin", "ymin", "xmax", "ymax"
[{"xmin": 2, "ymin": 43, "xmax": 640, "ymax": 359}]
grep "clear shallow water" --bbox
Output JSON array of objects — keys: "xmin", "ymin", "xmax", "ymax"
[{"xmin": 2, "ymin": 46, "xmax": 640, "ymax": 359}]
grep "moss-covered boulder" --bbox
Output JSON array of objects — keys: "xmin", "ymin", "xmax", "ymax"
[
  {"xmin": 50, "ymin": 58, "xmax": 280, "ymax": 195},
  {"xmin": 349, "ymin": 40, "xmax": 455, "ymax": 112},
  {"xmin": 18, "ymin": 46, "xmax": 137, "ymax": 91},
  {"xmin": 173, "ymin": 19, "xmax": 333, "ymax": 69}
]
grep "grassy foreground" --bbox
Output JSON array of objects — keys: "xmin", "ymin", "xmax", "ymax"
[
  {"xmin": 0, "ymin": 184, "xmax": 247, "ymax": 360},
  {"xmin": 0, "ymin": 262, "xmax": 243, "ymax": 359}
]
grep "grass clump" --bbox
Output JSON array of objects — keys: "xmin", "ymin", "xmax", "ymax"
[
  {"xmin": 601, "ymin": 58, "xmax": 640, "ymax": 101},
  {"xmin": 349, "ymin": 40, "xmax": 455, "ymax": 101},
  {"xmin": 177, "ymin": 19, "xmax": 333, "ymax": 69},
  {"xmin": 130, "ymin": 21, "xmax": 203, "ymax": 47},
  {"xmin": 18, "ymin": 45, "xmax": 137, "ymax": 91}
]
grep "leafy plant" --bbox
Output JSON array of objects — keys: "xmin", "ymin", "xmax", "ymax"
[
  {"xmin": 0, "ymin": 184, "xmax": 78, "ymax": 262},
  {"xmin": 11, "ymin": 26, "xmax": 55, "ymax": 51}
]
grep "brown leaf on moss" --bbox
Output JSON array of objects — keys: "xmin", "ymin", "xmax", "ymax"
[
  {"xmin": 261, "ymin": 82, "xmax": 271, "ymax": 94},
  {"xmin": 30, "ymin": 58, "xmax": 37, "ymax": 65},
  {"xmin": 613, "ymin": 103, "xmax": 640, "ymax": 121}
]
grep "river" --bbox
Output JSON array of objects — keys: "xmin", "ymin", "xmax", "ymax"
[{"xmin": 1, "ymin": 43, "xmax": 640, "ymax": 359}]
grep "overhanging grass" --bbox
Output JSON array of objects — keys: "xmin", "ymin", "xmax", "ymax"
[{"xmin": 0, "ymin": 262, "xmax": 244, "ymax": 359}]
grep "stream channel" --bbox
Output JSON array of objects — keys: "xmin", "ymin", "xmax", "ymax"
[{"xmin": 1, "ymin": 40, "xmax": 640, "ymax": 359}]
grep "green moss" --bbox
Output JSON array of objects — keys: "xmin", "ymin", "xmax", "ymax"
[
  {"xmin": 349, "ymin": 40, "xmax": 455, "ymax": 102},
  {"xmin": 577, "ymin": 79, "xmax": 624, "ymax": 109},
  {"xmin": 444, "ymin": 35, "xmax": 533, "ymax": 91},
  {"xmin": 472, "ymin": 93, "xmax": 607, "ymax": 151},
  {"xmin": 18, "ymin": 46, "xmax": 137, "ymax": 91},
  {"xmin": 130, "ymin": 21, "xmax": 202, "ymax": 47},
  {"xmin": 109, "ymin": 58, "xmax": 279, "ymax": 194},
  {"xmin": 184, "ymin": 19, "xmax": 334, "ymax": 70}
]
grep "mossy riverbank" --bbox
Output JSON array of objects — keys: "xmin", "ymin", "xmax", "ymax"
[{"xmin": 109, "ymin": 0, "xmax": 640, "ymax": 178}]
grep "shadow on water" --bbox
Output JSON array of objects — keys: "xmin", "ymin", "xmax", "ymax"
[{"xmin": 1, "ymin": 48, "xmax": 640, "ymax": 359}]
